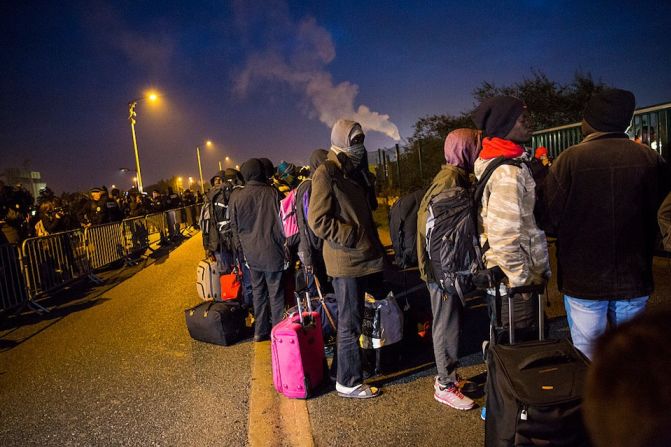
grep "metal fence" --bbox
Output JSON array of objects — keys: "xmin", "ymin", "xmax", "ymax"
[
  {"xmin": 0, "ymin": 204, "xmax": 202, "ymax": 313},
  {"xmin": 0, "ymin": 244, "xmax": 28, "ymax": 311}
]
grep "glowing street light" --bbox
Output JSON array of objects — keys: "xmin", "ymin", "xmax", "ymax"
[
  {"xmin": 196, "ymin": 140, "xmax": 213, "ymax": 194},
  {"xmin": 127, "ymin": 90, "xmax": 160, "ymax": 193}
]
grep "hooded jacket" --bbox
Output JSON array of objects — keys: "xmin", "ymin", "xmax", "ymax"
[
  {"xmin": 474, "ymin": 152, "xmax": 550, "ymax": 289},
  {"xmin": 543, "ymin": 132, "xmax": 668, "ymax": 299},
  {"xmin": 229, "ymin": 159, "xmax": 286, "ymax": 272},
  {"xmin": 308, "ymin": 151, "xmax": 384, "ymax": 277}
]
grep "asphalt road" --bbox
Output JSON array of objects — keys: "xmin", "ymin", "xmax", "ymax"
[{"xmin": 1, "ymin": 233, "xmax": 670, "ymax": 446}]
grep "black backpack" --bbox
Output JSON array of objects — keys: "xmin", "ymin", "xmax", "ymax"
[
  {"xmin": 389, "ymin": 188, "xmax": 426, "ymax": 269},
  {"xmin": 426, "ymin": 157, "xmax": 524, "ymax": 304},
  {"xmin": 210, "ymin": 181, "xmax": 237, "ymax": 250}
]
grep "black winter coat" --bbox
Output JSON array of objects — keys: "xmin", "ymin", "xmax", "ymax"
[
  {"xmin": 229, "ymin": 180, "xmax": 286, "ymax": 272},
  {"xmin": 543, "ymin": 132, "xmax": 669, "ymax": 299}
]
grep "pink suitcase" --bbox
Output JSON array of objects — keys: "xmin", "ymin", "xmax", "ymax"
[{"xmin": 271, "ymin": 292, "xmax": 326, "ymax": 398}]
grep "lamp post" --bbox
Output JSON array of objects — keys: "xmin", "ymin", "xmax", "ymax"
[
  {"xmin": 119, "ymin": 167, "xmax": 138, "ymax": 190},
  {"xmin": 196, "ymin": 140, "xmax": 212, "ymax": 194},
  {"xmin": 127, "ymin": 92, "xmax": 158, "ymax": 194}
]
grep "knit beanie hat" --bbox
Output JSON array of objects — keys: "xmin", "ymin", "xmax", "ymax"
[
  {"xmin": 258, "ymin": 158, "xmax": 275, "ymax": 179},
  {"xmin": 240, "ymin": 158, "xmax": 265, "ymax": 182},
  {"xmin": 472, "ymin": 96, "xmax": 526, "ymax": 138},
  {"xmin": 583, "ymin": 88, "xmax": 635, "ymax": 133}
]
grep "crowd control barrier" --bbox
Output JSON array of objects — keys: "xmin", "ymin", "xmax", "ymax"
[
  {"xmin": 0, "ymin": 204, "xmax": 202, "ymax": 313},
  {"xmin": 85, "ymin": 222, "xmax": 125, "ymax": 269},
  {"xmin": 21, "ymin": 229, "xmax": 90, "ymax": 300},
  {"xmin": 0, "ymin": 244, "xmax": 29, "ymax": 311}
]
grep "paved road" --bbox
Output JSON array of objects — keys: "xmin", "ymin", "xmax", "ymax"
[{"xmin": 1, "ymin": 233, "xmax": 669, "ymax": 446}]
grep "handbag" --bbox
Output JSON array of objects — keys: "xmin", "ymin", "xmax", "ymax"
[
  {"xmin": 219, "ymin": 265, "xmax": 242, "ymax": 301},
  {"xmin": 359, "ymin": 291, "xmax": 404, "ymax": 349}
]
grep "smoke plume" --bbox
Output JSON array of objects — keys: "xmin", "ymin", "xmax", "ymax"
[{"xmin": 233, "ymin": 8, "xmax": 400, "ymax": 141}]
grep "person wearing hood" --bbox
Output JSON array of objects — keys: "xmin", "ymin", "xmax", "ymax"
[
  {"xmin": 258, "ymin": 158, "xmax": 275, "ymax": 184},
  {"xmin": 296, "ymin": 149, "xmax": 329, "ymax": 291},
  {"xmin": 308, "ymin": 119, "xmax": 385, "ymax": 399},
  {"xmin": 229, "ymin": 158, "xmax": 286, "ymax": 341},
  {"xmin": 542, "ymin": 89, "xmax": 669, "ymax": 360},
  {"xmin": 416, "ymin": 129, "xmax": 480, "ymax": 411},
  {"xmin": 472, "ymin": 96, "xmax": 550, "ymax": 345}
]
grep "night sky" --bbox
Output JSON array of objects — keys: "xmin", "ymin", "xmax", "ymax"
[{"xmin": 2, "ymin": 0, "xmax": 670, "ymax": 193}]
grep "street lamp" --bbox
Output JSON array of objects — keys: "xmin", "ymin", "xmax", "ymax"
[
  {"xmin": 128, "ymin": 91, "xmax": 159, "ymax": 193},
  {"xmin": 120, "ymin": 167, "xmax": 139, "ymax": 189},
  {"xmin": 196, "ymin": 140, "xmax": 214, "ymax": 194}
]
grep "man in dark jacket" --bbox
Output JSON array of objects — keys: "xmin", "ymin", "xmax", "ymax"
[
  {"xmin": 543, "ymin": 88, "xmax": 669, "ymax": 360},
  {"xmin": 230, "ymin": 159, "xmax": 286, "ymax": 341},
  {"xmin": 308, "ymin": 119, "xmax": 385, "ymax": 399}
]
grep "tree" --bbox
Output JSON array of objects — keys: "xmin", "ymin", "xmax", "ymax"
[{"xmin": 396, "ymin": 70, "xmax": 610, "ymax": 192}]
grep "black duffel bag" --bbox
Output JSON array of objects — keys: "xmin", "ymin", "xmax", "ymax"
[{"xmin": 185, "ymin": 300, "xmax": 245, "ymax": 346}]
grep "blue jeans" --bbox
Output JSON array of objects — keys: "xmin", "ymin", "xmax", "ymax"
[{"xmin": 564, "ymin": 295, "xmax": 648, "ymax": 360}]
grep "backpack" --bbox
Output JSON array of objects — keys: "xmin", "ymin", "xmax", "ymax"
[
  {"xmin": 426, "ymin": 157, "xmax": 524, "ymax": 304},
  {"xmin": 389, "ymin": 188, "xmax": 426, "ymax": 269},
  {"xmin": 280, "ymin": 189, "xmax": 299, "ymax": 238},
  {"xmin": 210, "ymin": 182, "xmax": 237, "ymax": 250}
]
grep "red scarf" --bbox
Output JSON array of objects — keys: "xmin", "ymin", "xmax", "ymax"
[{"xmin": 479, "ymin": 137, "xmax": 524, "ymax": 160}]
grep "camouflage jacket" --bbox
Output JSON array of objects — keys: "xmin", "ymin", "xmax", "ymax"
[{"xmin": 474, "ymin": 153, "xmax": 550, "ymax": 289}]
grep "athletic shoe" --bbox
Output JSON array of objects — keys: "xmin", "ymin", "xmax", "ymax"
[{"xmin": 434, "ymin": 377, "xmax": 475, "ymax": 410}]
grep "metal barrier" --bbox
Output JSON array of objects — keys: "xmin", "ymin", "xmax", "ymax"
[
  {"xmin": 122, "ymin": 216, "xmax": 150, "ymax": 258},
  {"xmin": 145, "ymin": 212, "xmax": 168, "ymax": 246},
  {"xmin": 0, "ymin": 244, "xmax": 29, "ymax": 311},
  {"xmin": 1, "ymin": 205, "xmax": 204, "ymax": 313},
  {"xmin": 21, "ymin": 229, "xmax": 90, "ymax": 299},
  {"xmin": 84, "ymin": 222, "xmax": 125, "ymax": 269}
]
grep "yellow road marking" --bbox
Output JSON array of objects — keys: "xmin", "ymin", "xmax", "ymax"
[{"xmin": 248, "ymin": 340, "xmax": 315, "ymax": 447}]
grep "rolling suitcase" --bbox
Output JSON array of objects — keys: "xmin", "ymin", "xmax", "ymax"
[
  {"xmin": 484, "ymin": 285, "xmax": 591, "ymax": 446},
  {"xmin": 184, "ymin": 300, "xmax": 246, "ymax": 346},
  {"xmin": 196, "ymin": 259, "xmax": 222, "ymax": 301},
  {"xmin": 271, "ymin": 291, "xmax": 326, "ymax": 399}
]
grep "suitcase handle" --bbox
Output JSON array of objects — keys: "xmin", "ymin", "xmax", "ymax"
[{"xmin": 518, "ymin": 350, "xmax": 571, "ymax": 370}]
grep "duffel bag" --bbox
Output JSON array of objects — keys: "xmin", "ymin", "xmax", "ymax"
[{"xmin": 185, "ymin": 300, "xmax": 245, "ymax": 346}]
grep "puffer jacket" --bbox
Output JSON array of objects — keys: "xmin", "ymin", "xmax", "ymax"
[
  {"xmin": 474, "ymin": 154, "xmax": 550, "ymax": 289},
  {"xmin": 416, "ymin": 164, "xmax": 469, "ymax": 282},
  {"xmin": 308, "ymin": 151, "xmax": 384, "ymax": 278}
]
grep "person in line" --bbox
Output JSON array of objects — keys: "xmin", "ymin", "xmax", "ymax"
[
  {"xmin": 658, "ymin": 192, "xmax": 671, "ymax": 252},
  {"xmin": 417, "ymin": 129, "xmax": 480, "ymax": 410},
  {"xmin": 472, "ymin": 96, "xmax": 551, "ymax": 344},
  {"xmin": 542, "ymin": 88, "xmax": 669, "ymax": 360},
  {"xmin": 296, "ymin": 149, "xmax": 329, "ymax": 291},
  {"xmin": 229, "ymin": 159, "xmax": 286, "ymax": 341},
  {"xmin": 583, "ymin": 308, "xmax": 671, "ymax": 447},
  {"xmin": 308, "ymin": 119, "xmax": 385, "ymax": 399}
]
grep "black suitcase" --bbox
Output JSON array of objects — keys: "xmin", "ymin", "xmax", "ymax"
[
  {"xmin": 185, "ymin": 300, "xmax": 245, "ymax": 346},
  {"xmin": 485, "ymin": 286, "xmax": 591, "ymax": 447}
]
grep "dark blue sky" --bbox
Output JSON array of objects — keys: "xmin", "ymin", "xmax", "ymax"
[{"xmin": 2, "ymin": 0, "xmax": 670, "ymax": 193}]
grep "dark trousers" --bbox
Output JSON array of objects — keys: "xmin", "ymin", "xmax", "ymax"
[
  {"xmin": 427, "ymin": 282, "xmax": 462, "ymax": 385},
  {"xmin": 250, "ymin": 269, "xmax": 284, "ymax": 338},
  {"xmin": 332, "ymin": 273, "xmax": 381, "ymax": 388},
  {"xmin": 486, "ymin": 291, "xmax": 538, "ymax": 344}
]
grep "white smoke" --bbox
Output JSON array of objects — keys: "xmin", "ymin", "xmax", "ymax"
[{"xmin": 233, "ymin": 12, "xmax": 400, "ymax": 141}]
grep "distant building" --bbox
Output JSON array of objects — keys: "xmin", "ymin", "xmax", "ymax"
[{"xmin": 0, "ymin": 168, "xmax": 47, "ymax": 198}]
